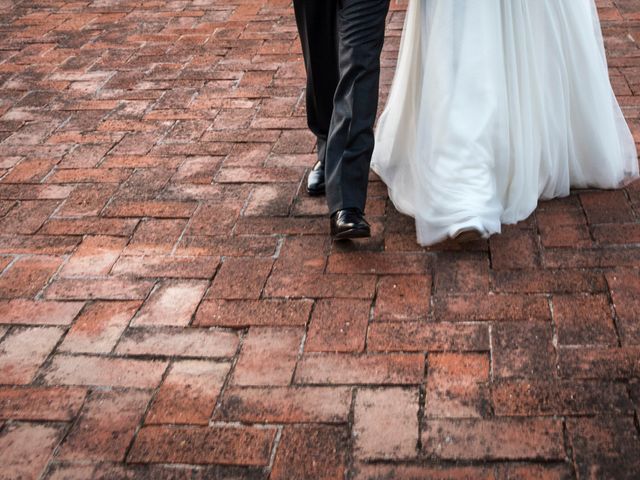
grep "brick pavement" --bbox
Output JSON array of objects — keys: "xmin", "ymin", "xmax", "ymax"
[{"xmin": 0, "ymin": 0, "xmax": 640, "ymax": 478}]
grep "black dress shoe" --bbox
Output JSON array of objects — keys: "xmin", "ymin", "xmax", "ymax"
[
  {"xmin": 307, "ymin": 161, "xmax": 325, "ymax": 196},
  {"xmin": 330, "ymin": 208, "xmax": 371, "ymax": 239}
]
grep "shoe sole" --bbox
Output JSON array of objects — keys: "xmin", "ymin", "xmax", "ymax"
[
  {"xmin": 306, "ymin": 187, "xmax": 325, "ymax": 196},
  {"xmin": 332, "ymin": 228, "xmax": 371, "ymax": 240},
  {"xmin": 452, "ymin": 229, "xmax": 484, "ymax": 243}
]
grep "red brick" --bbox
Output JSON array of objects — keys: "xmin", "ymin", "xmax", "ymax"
[
  {"xmin": 354, "ymin": 465, "xmax": 496, "ymax": 480},
  {"xmin": 542, "ymin": 246, "xmax": 640, "ymax": 269},
  {"xmin": 607, "ymin": 269, "xmax": 640, "ymax": 345},
  {"xmin": 0, "ymin": 256, "xmax": 63, "ymax": 298},
  {"xmin": 0, "ymin": 299, "xmax": 83, "ymax": 325},
  {"xmin": 146, "ymin": 360, "xmax": 231, "ymax": 425},
  {"xmin": 111, "ymin": 254, "xmax": 219, "ymax": 279},
  {"xmin": 265, "ymin": 272, "xmax": 377, "ymax": 299},
  {"xmin": 0, "ymin": 200, "xmax": 59, "ymax": 234},
  {"xmin": 59, "ymin": 301, "xmax": 140, "ymax": 353},
  {"xmin": 558, "ymin": 347, "xmax": 640, "ymax": 379},
  {"xmin": 0, "ymin": 235, "xmax": 80, "ymax": 255},
  {"xmin": 1, "ymin": 158, "xmax": 56, "ymax": 183},
  {"xmin": 132, "ymin": 280, "xmax": 208, "ymax": 326},
  {"xmin": 194, "ymin": 298, "xmax": 312, "ymax": 327},
  {"xmin": 208, "ymin": 257, "xmax": 273, "ymax": 300},
  {"xmin": 127, "ymin": 425, "xmax": 277, "ymax": 466},
  {"xmin": 567, "ymin": 416, "xmax": 640, "ymax": 479},
  {"xmin": 295, "ymin": 353, "xmax": 424, "ymax": 385},
  {"xmin": 39, "ymin": 217, "xmax": 138, "ymax": 236},
  {"xmin": 56, "ymin": 184, "xmax": 117, "ymax": 217},
  {"xmin": 57, "ymin": 390, "xmax": 152, "ymax": 461},
  {"xmin": 423, "ymin": 418, "xmax": 565, "ymax": 460},
  {"xmin": 44, "ymin": 277, "xmax": 154, "ymax": 300},
  {"xmin": 61, "ymin": 235, "xmax": 126, "ymax": 276},
  {"xmin": 176, "ymin": 234, "xmax": 277, "ymax": 257},
  {"xmin": 125, "ymin": 218, "xmax": 187, "ymax": 255},
  {"xmin": 495, "ymin": 464, "xmax": 573, "ymax": 480},
  {"xmin": 489, "ymin": 230, "xmax": 539, "ymax": 270},
  {"xmin": 216, "ymin": 386, "xmax": 351, "ymax": 424},
  {"xmin": 49, "ymin": 168, "xmax": 131, "ymax": 184},
  {"xmin": 306, "ymin": 299, "xmax": 369, "ymax": 353},
  {"xmin": 552, "ymin": 294, "xmax": 618, "ymax": 346},
  {"xmin": 374, "ymin": 275, "xmax": 430, "ymax": 321},
  {"xmin": 492, "ymin": 380, "xmax": 633, "ymax": 416},
  {"xmin": 354, "ymin": 387, "xmax": 419, "ymax": 460},
  {"xmin": 580, "ymin": 190, "xmax": 634, "ymax": 224},
  {"xmin": 592, "ymin": 223, "xmax": 640, "ymax": 245},
  {"xmin": 233, "ymin": 327, "xmax": 303, "ymax": 386},
  {"xmin": 0, "ymin": 326, "xmax": 63, "ymax": 384},
  {"xmin": 434, "ymin": 252, "xmax": 490, "ymax": 293},
  {"xmin": 271, "ymin": 425, "xmax": 348, "ymax": 480},
  {"xmin": 116, "ymin": 327, "xmax": 239, "ymax": 358},
  {"xmin": 44, "ymin": 355, "xmax": 167, "ymax": 388},
  {"xmin": 235, "ymin": 216, "xmax": 327, "ymax": 235},
  {"xmin": 492, "ymin": 322, "xmax": 556, "ymax": 379},
  {"xmin": 0, "ymin": 423, "xmax": 64, "ymax": 480},
  {"xmin": 433, "ymin": 294, "xmax": 550, "ymax": 322},
  {"xmin": 327, "ymin": 252, "xmax": 430, "ymax": 275},
  {"xmin": 425, "ymin": 353, "xmax": 490, "ymax": 418},
  {"xmin": 492, "ymin": 268, "xmax": 607, "ymax": 293},
  {"xmin": 217, "ymin": 166, "xmax": 302, "ymax": 183},
  {"xmin": 367, "ymin": 321, "xmax": 489, "ymax": 352},
  {"xmin": 103, "ymin": 200, "xmax": 197, "ymax": 218},
  {"xmin": 244, "ymin": 183, "xmax": 297, "ymax": 216},
  {"xmin": 185, "ymin": 203, "xmax": 244, "ymax": 237},
  {"xmin": 0, "ymin": 386, "xmax": 86, "ymax": 421}
]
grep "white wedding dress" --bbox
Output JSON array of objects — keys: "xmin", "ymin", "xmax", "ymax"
[{"xmin": 371, "ymin": 0, "xmax": 639, "ymax": 246}]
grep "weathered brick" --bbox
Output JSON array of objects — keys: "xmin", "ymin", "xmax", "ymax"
[
  {"xmin": 0, "ymin": 386, "xmax": 86, "ymax": 421},
  {"xmin": 425, "ymin": 353, "xmax": 490, "ymax": 418},
  {"xmin": 354, "ymin": 387, "xmax": 419, "ymax": 460},
  {"xmin": 233, "ymin": 327, "xmax": 303, "ymax": 386},
  {"xmin": 60, "ymin": 301, "xmax": 139, "ymax": 353},
  {"xmin": 0, "ymin": 299, "xmax": 84, "ymax": 325},
  {"xmin": 567, "ymin": 416, "xmax": 640, "ymax": 479},
  {"xmin": 146, "ymin": 360, "xmax": 230, "ymax": 425},
  {"xmin": 44, "ymin": 355, "xmax": 167, "ymax": 388},
  {"xmin": 295, "ymin": 353, "xmax": 424, "ymax": 385},
  {"xmin": 433, "ymin": 294, "xmax": 550, "ymax": 322},
  {"xmin": 0, "ymin": 256, "xmax": 63, "ymax": 298},
  {"xmin": 57, "ymin": 390, "xmax": 152, "ymax": 461},
  {"xmin": 271, "ymin": 425, "xmax": 348, "ymax": 480},
  {"xmin": 194, "ymin": 298, "xmax": 312, "ymax": 327},
  {"xmin": 44, "ymin": 277, "xmax": 154, "ymax": 300},
  {"xmin": 552, "ymin": 294, "xmax": 618, "ymax": 346},
  {"xmin": 374, "ymin": 275, "xmax": 431, "ymax": 321},
  {"xmin": 606, "ymin": 269, "xmax": 640, "ymax": 345},
  {"xmin": 132, "ymin": 280, "xmax": 207, "ymax": 326},
  {"xmin": 115, "ymin": 327, "xmax": 239, "ymax": 358},
  {"xmin": 492, "ymin": 380, "xmax": 633, "ymax": 416},
  {"xmin": 208, "ymin": 257, "xmax": 273, "ymax": 300},
  {"xmin": 128, "ymin": 425, "xmax": 277, "ymax": 466},
  {"xmin": 216, "ymin": 386, "xmax": 351, "ymax": 424},
  {"xmin": 0, "ymin": 423, "xmax": 64, "ymax": 480},
  {"xmin": 0, "ymin": 326, "xmax": 63, "ymax": 384},
  {"xmin": 305, "ymin": 299, "xmax": 369, "ymax": 353},
  {"xmin": 423, "ymin": 418, "xmax": 565, "ymax": 460}
]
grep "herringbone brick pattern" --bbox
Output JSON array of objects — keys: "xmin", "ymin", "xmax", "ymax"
[{"xmin": 0, "ymin": 0, "xmax": 640, "ymax": 478}]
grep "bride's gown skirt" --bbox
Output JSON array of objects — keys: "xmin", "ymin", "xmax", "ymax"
[{"xmin": 371, "ymin": 0, "xmax": 640, "ymax": 246}]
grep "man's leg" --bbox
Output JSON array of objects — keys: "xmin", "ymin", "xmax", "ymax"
[
  {"xmin": 293, "ymin": 0, "xmax": 339, "ymax": 168},
  {"xmin": 325, "ymin": 0, "xmax": 390, "ymax": 215}
]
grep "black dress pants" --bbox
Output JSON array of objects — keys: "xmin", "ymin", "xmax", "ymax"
[{"xmin": 293, "ymin": 0, "xmax": 390, "ymax": 215}]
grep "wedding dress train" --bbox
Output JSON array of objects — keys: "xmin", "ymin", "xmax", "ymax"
[{"xmin": 371, "ymin": 0, "xmax": 639, "ymax": 246}]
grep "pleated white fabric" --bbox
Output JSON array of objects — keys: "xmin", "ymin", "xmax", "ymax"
[{"xmin": 371, "ymin": 0, "xmax": 640, "ymax": 246}]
